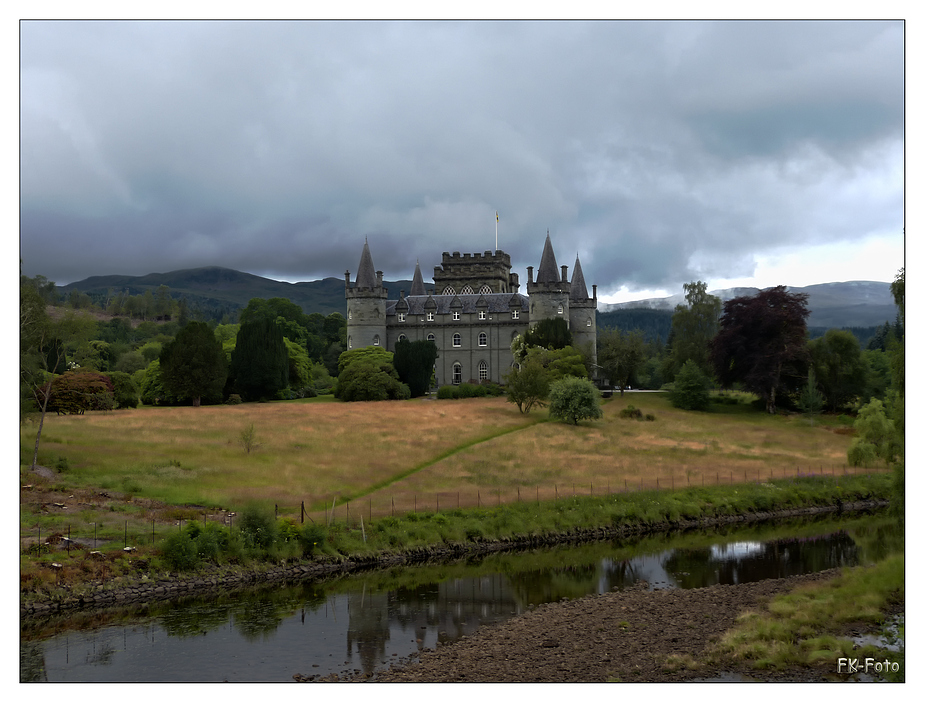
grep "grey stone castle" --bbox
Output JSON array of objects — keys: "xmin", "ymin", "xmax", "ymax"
[{"xmin": 345, "ymin": 234, "xmax": 597, "ymax": 386}]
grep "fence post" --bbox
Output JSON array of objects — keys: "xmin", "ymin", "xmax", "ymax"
[{"xmin": 301, "ymin": 501, "xmax": 305, "ymax": 524}]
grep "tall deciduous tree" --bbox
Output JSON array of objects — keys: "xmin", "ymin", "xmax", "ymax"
[
  {"xmin": 666, "ymin": 281, "xmax": 721, "ymax": 380},
  {"xmin": 710, "ymin": 286, "xmax": 810, "ymax": 414},
  {"xmin": 159, "ymin": 321, "xmax": 228, "ymax": 406},
  {"xmin": 807, "ymin": 329, "xmax": 868, "ymax": 412},
  {"xmin": 230, "ymin": 317, "xmax": 289, "ymax": 401},
  {"xmin": 597, "ymin": 327, "xmax": 646, "ymax": 395}
]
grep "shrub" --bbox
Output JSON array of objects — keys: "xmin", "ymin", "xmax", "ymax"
[
  {"xmin": 160, "ymin": 531, "xmax": 200, "ymax": 571},
  {"xmin": 43, "ymin": 371, "xmax": 116, "ymax": 414},
  {"xmin": 225, "ymin": 394, "xmax": 243, "ymax": 405},
  {"xmin": 106, "ymin": 371, "xmax": 139, "ymax": 409},
  {"xmin": 238, "ymin": 504, "xmax": 278, "ymax": 549},
  {"xmin": 619, "ymin": 405, "xmax": 643, "ymax": 419},
  {"xmin": 548, "ymin": 376, "xmax": 603, "ymax": 425},
  {"xmin": 670, "ymin": 359, "xmax": 711, "ymax": 411},
  {"xmin": 437, "ymin": 385, "xmax": 457, "ymax": 399},
  {"xmin": 299, "ymin": 523, "xmax": 327, "ymax": 553}
]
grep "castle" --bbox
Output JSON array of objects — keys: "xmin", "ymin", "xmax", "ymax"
[{"xmin": 345, "ymin": 234, "xmax": 597, "ymax": 386}]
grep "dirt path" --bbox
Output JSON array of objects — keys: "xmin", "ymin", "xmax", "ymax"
[{"xmin": 301, "ymin": 570, "xmax": 881, "ymax": 683}]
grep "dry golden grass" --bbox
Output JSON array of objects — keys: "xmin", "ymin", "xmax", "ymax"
[{"xmin": 23, "ymin": 393, "xmax": 857, "ymax": 520}]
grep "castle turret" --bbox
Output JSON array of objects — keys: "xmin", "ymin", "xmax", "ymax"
[
  {"xmin": 526, "ymin": 233, "xmax": 571, "ymax": 325},
  {"xmin": 568, "ymin": 254, "xmax": 598, "ymax": 371},
  {"xmin": 345, "ymin": 240, "xmax": 387, "ymax": 349}
]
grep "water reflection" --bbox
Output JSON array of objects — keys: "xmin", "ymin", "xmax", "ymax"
[{"xmin": 22, "ymin": 514, "xmax": 900, "ymax": 683}]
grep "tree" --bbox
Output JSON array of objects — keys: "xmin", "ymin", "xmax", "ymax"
[
  {"xmin": 665, "ymin": 281, "xmax": 721, "ymax": 380},
  {"xmin": 43, "ymin": 371, "xmax": 116, "ymax": 414},
  {"xmin": 230, "ymin": 317, "xmax": 289, "ymax": 401},
  {"xmin": 847, "ymin": 398, "xmax": 895, "ymax": 467},
  {"xmin": 503, "ymin": 355, "xmax": 550, "ymax": 414},
  {"xmin": 523, "ymin": 317, "xmax": 572, "ymax": 350},
  {"xmin": 548, "ymin": 376, "xmax": 603, "ymax": 425},
  {"xmin": 807, "ymin": 329, "xmax": 868, "ymax": 412},
  {"xmin": 798, "ymin": 367, "xmax": 825, "ymax": 426},
  {"xmin": 393, "ymin": 339, "xmax": 439, "ymax": 397},
  {"xmin": 597, "ymin": 327, "xmax": 646, "ymax": 395},
  {"xmin": 710, "ymin": 287, "xmax": 810, "ymax": 414},
  {"xmin": 335, "ymin": 346, "xmax": 408, "ymax": 401},
  {"xmin": 159, "ymin": 321, "xmax": 228, "ymax": 406},
  {"xmin": 669, "ymin": 359, "xmax": 711, "ymax": 411},
  {"xmin": 107, "ymin": 371, "xmax": 140, "ymax": 409}
]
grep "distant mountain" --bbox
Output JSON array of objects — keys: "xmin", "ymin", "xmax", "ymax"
[
  {"xmin": 60, "ymin": 268, "xmax": 897, "ymax": 329},
  {"xmin": 599, "ymin": 281, "xmax": 897, "ymax": 329},
  {"xmin": 57, "ymin": 266, "xmax": 414, "ymax": 318}
]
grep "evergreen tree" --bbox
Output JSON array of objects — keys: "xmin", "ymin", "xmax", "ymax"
[
  {"xmin": 159, "ymin": 321, "xmax": 227, "ymax": 406},
  {"xmin": 230, "ymin": 317, "xmax": 289, "ymax": 401},
  {"xmin": 669, "ymin": 359, "xmax": 711, "ymax": 411},
  {"xmin": 524, "ymin": 317, "xmax": 572, "ymax": 350},
  {"xmin": 393, "ymin": 339, "xmax": 439, "ymax": 397}
]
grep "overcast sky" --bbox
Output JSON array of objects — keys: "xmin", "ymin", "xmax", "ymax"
[{"xmin": 19, "ymin": 19, "xmax": 904, "ymax": 302}]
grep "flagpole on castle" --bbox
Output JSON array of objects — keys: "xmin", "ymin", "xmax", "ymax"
[{"xmin": 495, "ymin": 211, "xmax": 499, "ymax": 252}]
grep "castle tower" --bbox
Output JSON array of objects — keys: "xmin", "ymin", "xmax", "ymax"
[
  {"xmin": 568, "ymin": 254, "xmax": 598, "ymax": 371},
  {"xmin": 526, "ymin": 233, "xmax": 571, "ymax": 325},
  {"xmin": 344, "ymin": 240, "xmax": 388, "ymax": 350}
]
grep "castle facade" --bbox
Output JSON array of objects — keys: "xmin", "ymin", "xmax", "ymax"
[{"xmin": 345, "ymin": 234, "xmax": 597, "ymax": 386}]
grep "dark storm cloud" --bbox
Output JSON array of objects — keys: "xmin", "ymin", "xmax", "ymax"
[{"xmin": 20, "ymin": 20, "xmax": 903, "ymax": 296}]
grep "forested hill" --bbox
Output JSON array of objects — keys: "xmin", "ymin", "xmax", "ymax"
[{"xmin": 59, "ymin": 267, "xmax": 414, "ymax": 319}]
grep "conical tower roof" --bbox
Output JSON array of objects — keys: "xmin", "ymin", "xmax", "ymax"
[
  {"xmin": 535, "ymin": 232, "xmax": 560, "ymax": 284},
  {"xmin": 355, "ymin": 240, "xmax": 377, "ymax": 289},
  {"xmin": 410, "ymin": 260, "xmax": 426, "ymax": 296},
  {"xmin": 570, "ymin": 255, "xmax": 589, "ymax": 300}
]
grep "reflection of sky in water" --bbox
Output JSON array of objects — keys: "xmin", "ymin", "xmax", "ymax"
[
  {"xmin": 710, "ymin": 541, "xmax": 765, "ymax": 560},
  {"xmin": 24, "ymin": 526, "xmax": 873, "ymax": 683}
]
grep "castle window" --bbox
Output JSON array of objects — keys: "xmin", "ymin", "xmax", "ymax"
[
  {"xmin": 427, "ymin": 312, "xmax": 434, "ymax": 321},
  {"xmin": 557, "ymin": 304, "xmax": 564, "ymax": 314},
  {"xmin": 398, "ymin": 334, "xmax": 407, "ymax": 344},
  {"xmin": 427, "ymin": 333, "xmax": 435, "ymax": 342},
  {"xmin": 587, "ymin": 316, "xmax": 592, "ymax": 327},
  {"xmin": 443, "ymin": 286, "xmax": 456, "ymax": 295},
  {"xmin": 452, "ymin": 363, "xmax": 462, "ymax": 385},
  {"xmin": 460, "ymin": 285, "xmax": 474, "ymax": 295},
  {"xmin": 480, "ymin": 285, "xmax": 493, "ymax": 295},
  {"xmin": 398, "ymin": 313, "xmax": 405, "ymax": 322},
  {"xmin": 478, "ymin": 361, "xmax": 489, "ymax": 381},
  {"xmin": 347, "ymin": 335, "xmax": 352, "ymax": 349},
  {"xmin": 511, "ymin": 310, "xmax": 519, "ymax": 320},
  {"xmin": 348, "ymin": 311, "xmax": 352, "ymax": 320},
  {"xmin": 373, "ymin": 334, "xmax": 380, "ymax": 346},
  {"xmin": 478, "ymin": 311, "xmax": 486, "ymax": 320},
  {"xmin": 453, "ymin": 333, "xmax": 461, "ymax": 347},
  {"xmin": 478, "ymin": 332, "xmax": 487, "ymax": 347},
  {"xmin": 452, "ymin": 311, "xmax": 460, "ymax": 321}
]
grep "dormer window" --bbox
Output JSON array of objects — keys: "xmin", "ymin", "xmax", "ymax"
[
  {"xmin": 478, "ymin": 311, "xmax": 486, "ymax": 320},
  {"xmin": 398, "ymin": 313, "xmax": 406, "ymax": 322},
  {"xmin": 427, "ymin": 312, "xmax": 434, "ymax": 321},
  {"xmin": 453, "ymin": 311, "xmax": 460, "ymax": 321},
  {"xmin": 511, "ymin": 310, "xmax": 519, "ymax": 320},
  {"xmin": 460, "ymin": 285, "xmax": 474, "ymax": 295}
]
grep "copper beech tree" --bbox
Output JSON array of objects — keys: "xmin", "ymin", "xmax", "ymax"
[{"xmin": 710, "ymin": 286, "xmax": 810, "ymax": 414}]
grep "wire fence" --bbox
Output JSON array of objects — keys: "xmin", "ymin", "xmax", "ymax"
[{"xmin": 23, "ymin": 464, "xmax": 888, "ymax": 550}]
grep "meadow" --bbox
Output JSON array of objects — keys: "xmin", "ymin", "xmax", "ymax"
[{"xmin": 22, "ymin": 392, "xmax": 861, "ymax": 521}]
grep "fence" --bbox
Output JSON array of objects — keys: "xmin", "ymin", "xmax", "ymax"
[{"xmin": 23, "ymin": 464, "xmax": 888, "ymax": 551}]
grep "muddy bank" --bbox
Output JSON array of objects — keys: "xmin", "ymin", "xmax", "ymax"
[{"xmin": 20, "ymin": 499, "xmax": 887, "ymax": 619}]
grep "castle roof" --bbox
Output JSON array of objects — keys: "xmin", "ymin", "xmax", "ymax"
[
  {"xmin": 386, "ymin": 293, "xmax": 528, "ymax": 316},
  {"xmin": 410, "ymin": 261, "xmax": 426, "ymax": 296},
  {"xmin": 535, "ymin": 233, "xmax": 560, "ymax": 284},
  {"xmin": 570, "ymin": 255, "xmax": 589, "ymax": 300},
  {"xmin": 355, "ymin": 240, "xmax": 377, "ymax": 289}
]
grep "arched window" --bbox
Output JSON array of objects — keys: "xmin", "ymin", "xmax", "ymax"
[
  {"xmin": 373, "ymin": 334, "xmax": 380, "ymax": 346},
  {"xmin": 452, "ymin": 363, "xmax": 462, "ymax": 385},
  {"xmin": 397, "ymin": 334, "xmax": 407, "ymax": 344},
  {"xmin": 453, "ymin": 333, "xmax": 461, "ymax": 347},
  {"xmin": 479, "ymin": 285, "xmax": 493, "ymax": 295},
  {"xmin": 443, "ymin": 286, "xmax": 456, "ymax": 295},
  {"xmin": 478, "ymin": 361, "xmax": 489, "ymax": 381},
  {"xmin": 586, "ymin": 316, "xmax": 592, "ymax": 327},
  {"xmin": 557, "ymin": 304, "xmax": 564, "ymax": 314},
  {"xmin": 478, "ymin": 332, "xmax": 487, "ymax": 347},
  {"xmin": 426, "ymin": 333, "xmax": 435, "ymax": 342},
  {"xmin": 460, "ymin": 285, "xmax": 474, "ymax": 295},
  {"xmin": 347, "ymin": 335, "xmax": 352, "ymax": 349}
]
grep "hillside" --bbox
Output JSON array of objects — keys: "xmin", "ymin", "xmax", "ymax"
[{"xmin": 59, "ymin": 268, "xmax": 896, "ymax": 329}]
